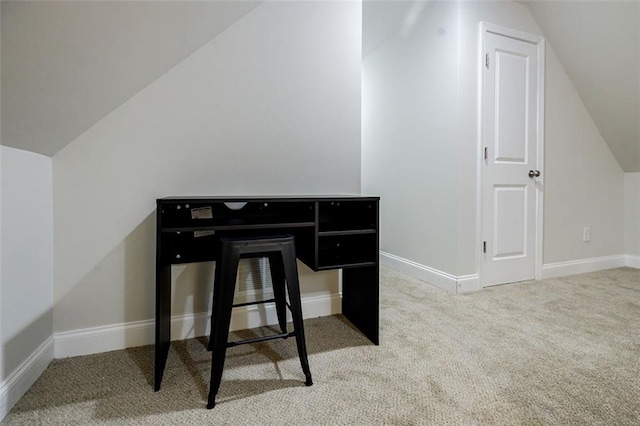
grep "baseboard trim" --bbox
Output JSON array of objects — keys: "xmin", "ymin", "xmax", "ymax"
[
  {"xmin": 380, "ymin": 251, "xmax": 479, "ymax": 293},
  {"xmin": 625, "ymin": 255, "xmax": 640, "ymax": 269},
  {"xmin": 0, "ymin": 336, "xmax": 54, "ymax": 421},
  {"xmin": 542, "ymin": 255, "xmax": 627, "ymax": 279},
  {"xmin": 54, "ymin": 293, "xmax": 341, "ymax": 359},
  {"xmin": 456, "ymin": 274, "xmax": 481, "ymax": 294}
]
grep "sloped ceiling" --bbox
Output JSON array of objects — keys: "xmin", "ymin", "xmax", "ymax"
[
  {"xmin": 2, "ymin": 0, "xmax": 639, "ymax": 172},
  {"xmin": 1, "ymin": 1, "xmax": 261, "ymax": 156},
  {"xmin": 524, "ymin": 0, "xmax": 640, "ymax": 172}
]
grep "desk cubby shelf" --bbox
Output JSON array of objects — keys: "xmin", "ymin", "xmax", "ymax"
[
  {"xmin": 318, "ymin": 200, "xmax": 377, "ymax": 233},
  {"xmin": 317, "ymin": 232, "xmax": 377, "ymax": 268}
]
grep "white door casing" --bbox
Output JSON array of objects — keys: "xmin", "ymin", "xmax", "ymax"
[{"xmin": 479, "ymin": 23, "xmax": 545, "ymax": 287}]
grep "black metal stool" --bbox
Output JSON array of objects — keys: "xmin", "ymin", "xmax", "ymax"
[{"xmin": 207, "ymin": 235, "xmax": 313, "ymax": 409}]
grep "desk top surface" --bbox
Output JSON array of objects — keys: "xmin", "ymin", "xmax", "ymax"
[{"xmin": 158, "ymin": 195, "xmax": 380, "ymax": 203}]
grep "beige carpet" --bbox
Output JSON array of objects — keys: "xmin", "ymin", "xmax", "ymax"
[{"xmin": 4, "ymin": 266, "xmax": 639, "ymax": 425}]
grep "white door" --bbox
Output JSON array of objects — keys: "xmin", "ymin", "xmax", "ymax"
[{"xmin": 481, "ymin": 30, "xmax": 543, "ymax": 287}]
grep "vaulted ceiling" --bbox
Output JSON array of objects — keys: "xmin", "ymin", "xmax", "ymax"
[
  {"xmin": 2, "ymin": 1, "xmax": 639, "ymax": 171},
  {"xmin": 1, "ymin": 1, "xmax": 261, "ymax": 156},
  {"xmin": 523, "ymin": 0, "xmax": 639, "ymax": 172}
]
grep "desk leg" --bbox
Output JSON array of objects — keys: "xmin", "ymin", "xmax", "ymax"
[
  {"xmin": 342, "ymin": 265, "xmax": 379, "ymax": 345},
  {"xmin": 154, "ymin": 264, "xmax": 171, "ymax": 391}
]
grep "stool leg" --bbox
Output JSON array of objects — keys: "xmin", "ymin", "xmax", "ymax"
[
  {"xmin": 281, "ymin": 243, "xmax": 313, "ymax": 386},
  {"xmin": 207, "ymin": 245, "xmax": 240, "ymax": 409},
  {"xmin": 268, "ymin": 253, "xmax": 288, "ymax": 334}
]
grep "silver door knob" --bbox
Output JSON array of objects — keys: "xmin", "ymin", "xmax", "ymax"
[{"xmin": 528, "ymin": 170, "xmax": 541, "ymax": 178}]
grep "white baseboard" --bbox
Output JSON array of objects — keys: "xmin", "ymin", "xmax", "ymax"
[
  {"xmin": 626, "ymin": 255, "xmax": 640, "ymax": 269},
  {"xmin": 542, "ymin": 255, "xmax": 627, "ymax": 279},
  {"xmin": 380, "ymin": 251, "xmax": 479, "ymax": 294},
  {"xmin": 456, "ymin": 274, "xmax": 481, "ymax": 294},
  {"xmin": 54, "ymin": 293, "xmax": 341, "ymax": 359},
  {"xmin": 0, "ymin": 337, "xmax": 54, "ymax": 421}
]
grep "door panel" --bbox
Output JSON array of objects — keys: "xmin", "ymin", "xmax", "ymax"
[
  {"xmin": 482, "ymin": 31, "xmax": 540, "ymax": 287},
  {"xmin": 493, "ymin": 185, "xmax": 527, "ymax": 259},
  {"xmin": 495, "ymin": 51, "xmax": 528, "ymax": 163}
]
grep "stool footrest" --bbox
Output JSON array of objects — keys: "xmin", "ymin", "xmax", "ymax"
[
  {"xmin": 232, "ymin": 298, "xmax": 276, "ymax": 309},
  {"xmin": 227, "ymin": 331, "xmax": 296, "ymax": 348}
]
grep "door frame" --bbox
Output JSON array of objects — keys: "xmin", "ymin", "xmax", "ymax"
[{"xmin": 477, "ymin": 22, "xmax": 546, "ymax": 287}]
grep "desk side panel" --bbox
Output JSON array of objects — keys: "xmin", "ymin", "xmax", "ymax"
[
  {"xmin": 342, "ymin": 265, "xmax": 379, "ymax": 345},
  {"xmin": 341, "ymin": 199, "xmax": 379, "ymax": 344}
]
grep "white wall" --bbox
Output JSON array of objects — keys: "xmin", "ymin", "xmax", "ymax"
[
  {"xmin": 625, "ymin": 173, "xmax": 640, "ymax": 263},
  {"xmin": 362, "ymin": 1, "xmax": 459, "ymax": 275},
  {"xmin": 0, "ymin": 145, "xmax": 54, "ymax": 413},
  {"xmin": 0, "ymin": 2, "xmax": 4, "ymax": 394},
  {"xmin": 52, "ymin": 1, "xmax": 362, "ymax": 336},
  {"xmin": 542, "ymin": 49, "xmax": 624, "ymax": 263},
  {"xmin": 363, "ymin": 1, "xmax": 626, "ymax": 284}
]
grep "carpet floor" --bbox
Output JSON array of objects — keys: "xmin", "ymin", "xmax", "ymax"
[{"xmin": 3, "ymin": 266, "xmax": 639, "ymax": 425}]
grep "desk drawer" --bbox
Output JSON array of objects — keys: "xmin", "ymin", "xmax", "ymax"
[{"xmin": 318, "ymin": 233, "xmax": 377, "ymax": 268}]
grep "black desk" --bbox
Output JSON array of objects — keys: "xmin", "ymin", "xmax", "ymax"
[{"xmin": 155, "ymin": 195, "xmax": 380, "ymax": 391}]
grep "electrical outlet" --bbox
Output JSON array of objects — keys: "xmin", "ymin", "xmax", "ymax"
[{"xmin": 583, "ymin": 227, "xmax": 591, "ymax": 243}]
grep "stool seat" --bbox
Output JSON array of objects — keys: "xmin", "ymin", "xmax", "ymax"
[{"xmin": 207, "ymin": 235, "xmax": 312, "ymax": 409}]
